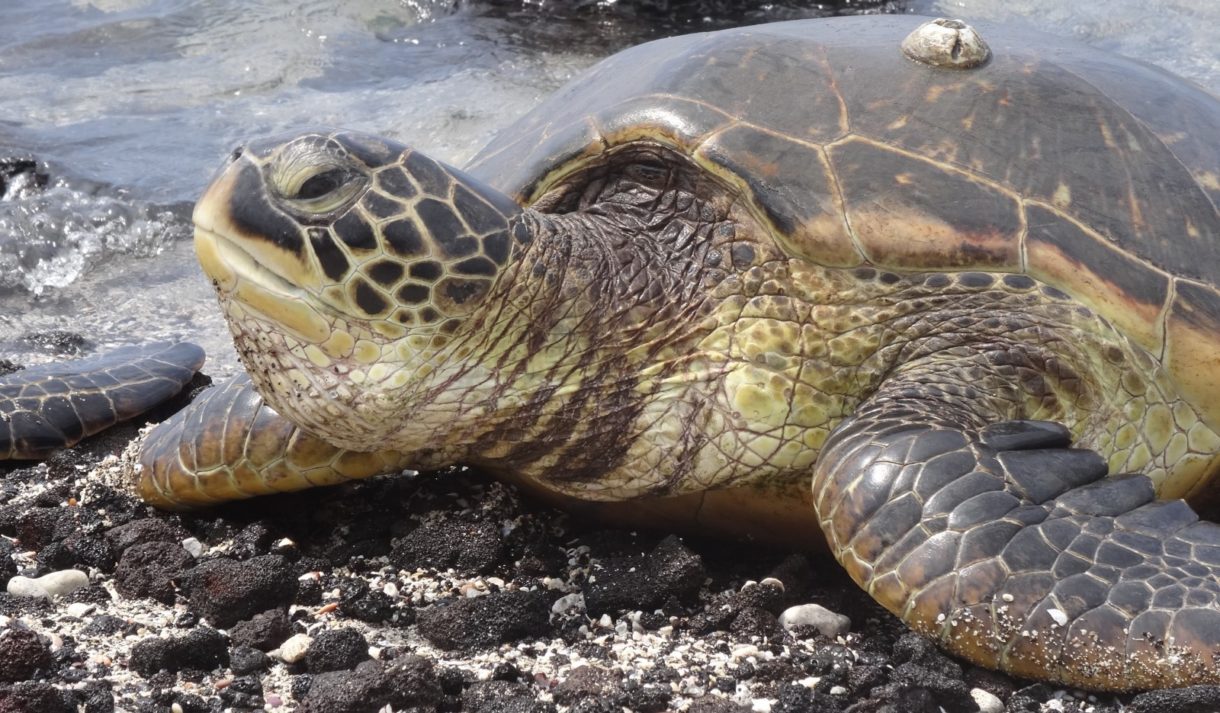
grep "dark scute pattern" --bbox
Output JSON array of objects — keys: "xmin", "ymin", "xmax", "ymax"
[
  {"xmin": 469, "ymin": 14, "xmax": 1220, "ymax": 287},
  {"xmin": 333, "ymin": 132, "xmax": 396, "ymax": 168},
  {"xmin": 416, "ymin": 199, "xmax": 474, "ymax": 257},
  {"xmin": 830, "ymin": 138, "xmax": 1021, "ymax": 268},
  {"xmin": 482, "ymin": 231, "xmax": 510, "ymax": 265},
  {"xmin": 353, "ymin": 279, "xmax": 389, "ymax": 316},
  {"xmin": 699, "ymin": 125, "xmax": 834, "ymax": 241},
  {"xmin": 363, "ymin": 192, "xmax": 406, "ymax": 220},
  {"xmin": 453, "ymin": 183, "xmax": 509, "ymax": 235},
  {"xmin": 367, "ymin": 260, "xmax": 404, "ymax": 286},
  {"xmin": 230, "ymin": 165, "xmax": 304, "ymax": 253},
  {"xmin": 441, "ymin": 278, "xmax": 489, "ymax": 306},
  {"xmin": 308, "ymin": 228, "xmax": 350, "ymax": 282},
  {"xmin": 376, "ymin": 167, "xmax": 418, "ymax": 200},
  {"xmin": 396, "ymin": 283, "xmax": 430, "ymax": 305},
  {"xmin": 453, "ymin": 256, "xmax": 498, "ymax": 277},
  {"xmin": 334, "ymin": 210, "xmax": 377, "ymax": 251},
  {"xmin": 957, "ymin": 272, "xmax": 995, "ymax": 289},
  {"xmin": 383, "ymin": 218, "xmax": 425, "ymax": 257},
  {"xmin": 408, "ymin": 260, "xmax": 443, "ymax": 282},
  {"xmin": 1002, "ymin": 274, "xmax": 1037, "ymax": 291},
  {"xmin": 404, "ymin": 151, "xmax": 453, "ymax": 198}
]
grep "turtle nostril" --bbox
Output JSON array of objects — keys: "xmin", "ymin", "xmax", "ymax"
[{"xmin": 230, "ymin": 146, "xmax": 244, "ymax": 162}]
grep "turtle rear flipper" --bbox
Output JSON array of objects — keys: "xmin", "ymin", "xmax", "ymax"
[
  {"xmin": 138, "ymin": 373, "xmax": 413, "ymax": 510},
  {"xmin": 815, "ymin": 384, "xmax": 1220, "ymax": 691},
  {"xmin": 0, "ymin": 342, "xmax": 205, "ymax": 460}
]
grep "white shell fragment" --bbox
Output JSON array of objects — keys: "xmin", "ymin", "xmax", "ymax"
[
  {"xmin": 6, "ymin": 569, "xmax": 90, "ymax": 600},
  {"xmin": 901, "ymin": 17, "xmax": 991, "ymax": 69},
  {"xmin": 276, "ymin": 633, "xmax": 313, "ymax": 663},
  {"xmin": 778, "ymin": 603, "xmax": 851, "ymax": 638}
]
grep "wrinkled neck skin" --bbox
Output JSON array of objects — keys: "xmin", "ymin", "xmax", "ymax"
[{"xmin": 400, "ymin": 191, "xmax": 755, "ymax": 483}]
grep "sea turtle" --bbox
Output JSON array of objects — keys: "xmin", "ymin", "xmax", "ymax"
[{"xmin": 8, "ymin": 14, "xmax": 1220, "ymax": 691}]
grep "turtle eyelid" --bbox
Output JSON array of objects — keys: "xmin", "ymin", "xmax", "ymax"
[
  {"xmin": 294, "ymin": 168, "xmax": 355, "ymax": 201},
  {"xmin": 624, "ymin": 160, "xmax": 669, "ymax": 183}
]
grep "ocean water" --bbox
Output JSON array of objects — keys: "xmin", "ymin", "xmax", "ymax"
[{"xmin": 0, "ymin": 0, "xmax": 1216, "ymax": 374}]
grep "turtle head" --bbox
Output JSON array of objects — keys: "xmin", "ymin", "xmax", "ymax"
[{"xmin": 193, "ymin": 130, "xmax": 527, "ymax": 451}]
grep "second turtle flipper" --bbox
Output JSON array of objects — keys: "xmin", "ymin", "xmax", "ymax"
[
  {"xmin": 138, "ymin": 372, "xmax": 413, "ymax": 510},
  {"xmin": 815, "ymin": 400, "xmax": 1220, "ymax": 690},
  {"xmin": 0, "ymin": 342, "xmax": 205, "ymax": 460}
]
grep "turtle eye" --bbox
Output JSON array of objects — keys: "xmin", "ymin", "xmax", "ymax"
[
  {"xmin": 625, "ymin": 160, "xmax": 669, "ymax": 184},
  {"xmin": 280, "ymin": 165, "xmax": 367, "ymax": 214},
  {"xmin": 295, "ymin": 168, "xmax": 351, "ymax": 200}
]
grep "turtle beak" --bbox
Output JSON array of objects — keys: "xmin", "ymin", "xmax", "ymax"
[{"xmin": 193, "ymin": 150, "xmax": 335, "ymax": 345}]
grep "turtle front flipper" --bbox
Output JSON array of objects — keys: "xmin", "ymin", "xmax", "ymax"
[
  {"xmin": 138, "ymin": 373, "xmax": 413, "ymax": 510},
  {"xmin": 814, "ymin": 387, "xmax": 1220, "ymax": 691},
  {"xmin": 1, "ymin": 342, "xmax": 205, "ymax": 460}
]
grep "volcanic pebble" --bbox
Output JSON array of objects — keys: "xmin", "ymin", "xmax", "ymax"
[
  {"xmin": 129, "ymin": 627, "xmax": 229, "ymax": 676},
  {"xmin": 304, "ymin": 627, "xmax": 371, "ymax": 673},
  {"xmin": 186, "ymin": 554, "xmax": 297, "ymax": 628},
  {"xmin": 0, "ymin": 681, "xmax": 68, "ymax": 713},
  {"xmin": 462, "ymin": 680, "xmax": 554, "ymax": 713},
  {"xmin": 1129, "ymin": 685, "xmax": 1220, "ymax": 713},
  {"xmin": 417, "ymin": 589, "xmax": 554, "ymax": 649},
  {"xmin": 0, "ymin": 628, "xmax": 52, "ymax": 682},
  {"xmin": 298, "ymin": 656, "xmax": 443, "ymax": 713},
  {"xmin": 106, "ymin": 518, "xmax": 184, "ymax": 551},
  {"xmin": 228, "ymin": 607, "xmax": 292, "ymax": 651},
  {"xmin": 113, "ymin": 540, "xmax": 194, "ymax": 603},
  {"xmin": 582, "ymin": 534, "xmax": 705, "ymax": 615},
  {"xmin": 391, "ymin": 516, "xmax": 505, "ymax": 574}
]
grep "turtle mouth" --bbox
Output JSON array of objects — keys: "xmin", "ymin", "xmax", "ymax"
[
  {"xmin": 194, "ymin": 226, "xmax": 302, "ymax": 297},
  {"xmin": 194, "ymin": 226, "xmax": 337, "ymax": 345}
]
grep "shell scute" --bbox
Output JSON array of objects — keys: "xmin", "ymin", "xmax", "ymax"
[
  {"xmin": 829, "ymin": 137, "xmax": 1021, "ymax": 270},
  {"xmin": 695, "ymin": 124, "xmax": 858, "ymax": 267},
  {"xmin": 1025, "ymin": 203, "xmax": 1170, "ymax": 353}
]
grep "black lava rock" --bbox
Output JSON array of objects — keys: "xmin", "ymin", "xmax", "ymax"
[
  {"xmin": 0, "ymin": 681, "xmax": 68, "ymax": 713},
  {"xmin": 218, "ymin": 674, "xmax": 263, "ymax": 709},
  {"xmin": 583, "ymin": 534, "xmax": 705, "ymax": 616},
  {"xmin": 391, "ymin": 516, "xmax": 504, "ymax": 575},
  {"xmin": 129, "ymin": 627, "xmax": 229, "ymax": 676},
  {"xmin": 298, "ymin": 656, "xmax": 443, "ymax": 713},
  {"xmin": 337, "ymin": 579, "xmax": 400, "ymax": 624},
  {"xmin": 14, "ymin": 507, "xmax": 73, "ymax": 550},
  {"xmin": 106, "ymin": 519, "xmax": 183, "ymax": 552},
  {"xmin": 688, "ymin": 695, "xmax": 750, "ymax": 712},
  {"xmin": 890, "ymin": 633, "xmax": 963, "ymax": 680},
  {"xmin": 417, "ymin": 589, "xmax": 553, "ymax": 650},
  {"xmin": 113, "ymin": 541, "xmax": 194, "ymax": 604},
  {"xmin": 462, "ymin": 680, "xmax": 555, "ymax": 713},
  {"xmin": 1006, "ymin": 683, "xmax": 1055, "ymax": 712},
  {"xmin": 0, "ymin": 628, "xmax": 53, "ymax": 682},
  {"xmin": 732, "ymin": 579, "xmax": 787, "ymax": 615},
  {"xmin": 304, "ymin": 628, "xmax": 371, "ymax": 673},
  {"xmin": 185, "ymin": 554, "xmax": 297, "ymax": 628},
  {"xmin": 228, "ymin": 608, "xmax": 292, "ymax": 651},
  {"xmin": 1130, "ymin": 685, "xmax": 1220, "ymax": 713},
  {"xmin": 730, "ymin": 606, "xmax": 784, "ymax": 640},
  {"xmin": 40, "ymin": 532, "xmax": 117, "ymax": 572},
  {"xmin": 59, "ymin": 680, "xmax": 114, "ymax": 713},
  {"xmin": 873, "ymin": 664, "xmax": 976, "ymax": 713},
  {"xmin": 229, "ymin": 646, "xmax": 270, "ymax": 676},
  {"xmin": 553, "ymin": 665, "xmax": 617, "ymax": 706},
  {"xmin": 0, "ymin": 539, "xmax": 15, "ymax": 587},
  {"xmin": 773, "ymin": 683, "xmax": 842, "ymax": 713}
]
